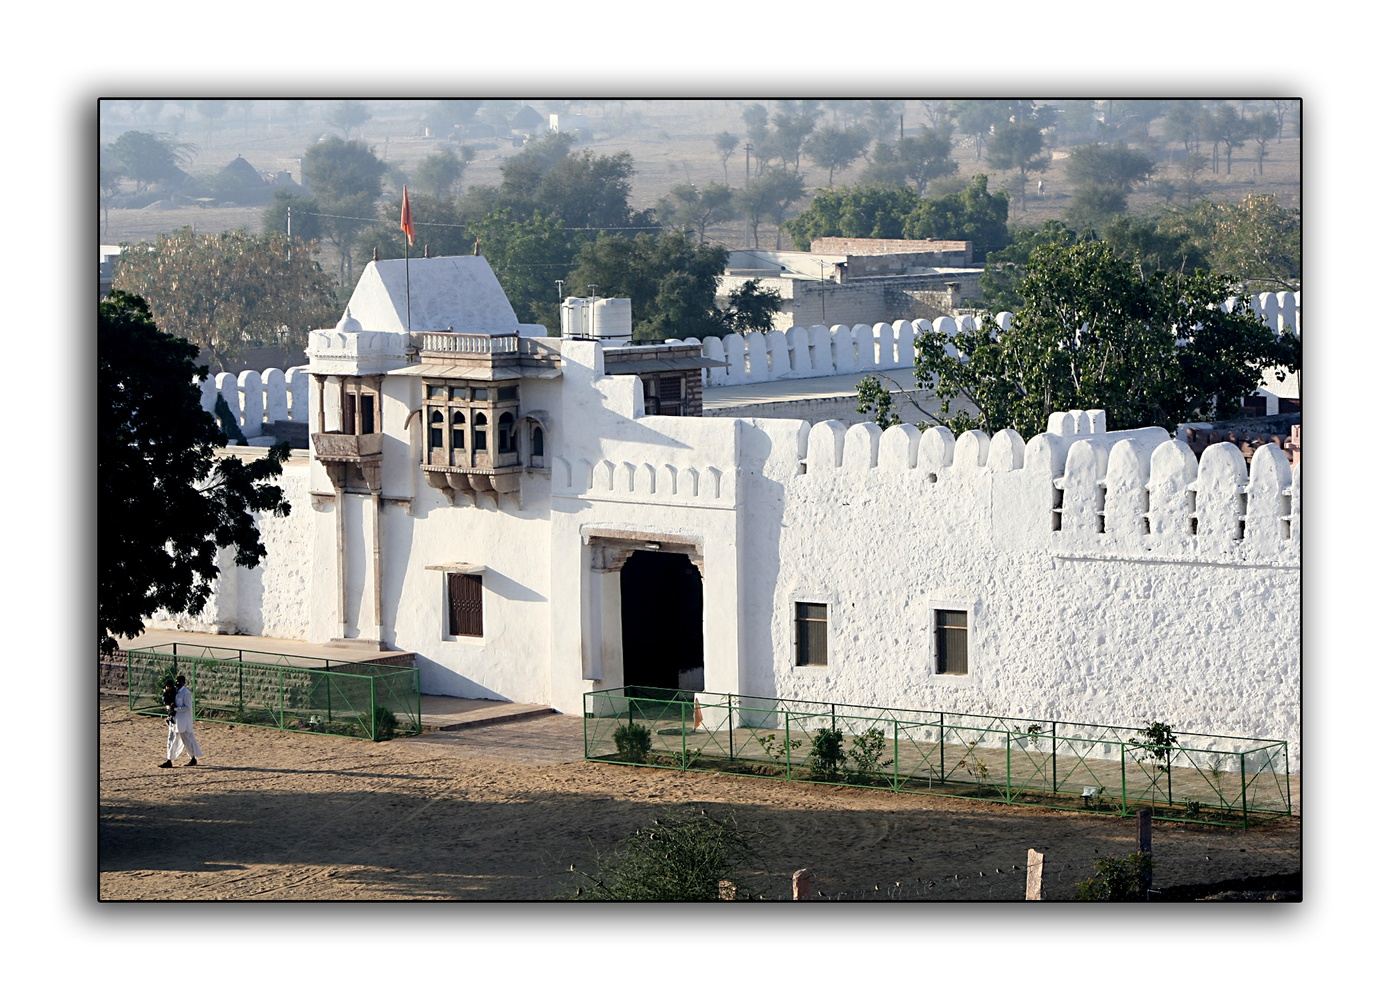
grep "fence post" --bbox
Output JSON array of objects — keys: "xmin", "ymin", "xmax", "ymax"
[
  {"xmin": 1050, "ymin": 722, "xmax": 1058, "ymax": 792},
  {"xmin": 370, "ymin": 677, "xmax": 378, "ymax": 741},
  {"xmin": 1005, "ymin": 731, "xmax": 1012, "ymax": 803},
  {"xmin": 278, "ymin": 665, "xmax": 284, "ymax": 730},
  {"xmin": 727, "ymin": 693, "xmax": 734, "ymax": 762},
  {"xmin": 1025, "ymin": 849, "xmax": 1044, "ymax": 901},
  {"xmin": 1240, "ymin": 753, "xmax": 1249, "ymax": 829},
  {"xmin": 1120, "ymin": 745, "xmax": 1128, "ymax": 817},
  {"xmin": 939, "ymin": 712, "xmax": 946, "ymax": 783},
  {"xmin": 893, "ymin": 722, "xmax": 900, "ymax": 791},
  {"xmin": 785, "ymin": 712, "xmax": 792, "ymax": 780},
  {"xmin": 792, "ymin": 868, "xmax": 814, "ymax": 901},
  {"xmin": 1137, "ymin": 809, "xmax": 1153, "ymax": 899},
  {"xmin": 582, "ymin": 693, "xmax": 588, "ymax": 758},
  {"xmin": 1166, "ymin": 746, "xmax": 1173, "ymax": 805},
  {"xmin": 1283, "ymin": 744, "xmax": 1292, "ymax": 816},
  {"xmin": 681, "ymin": 706, "xmax": 688, "ymax": 769},
  {"xmin": 237, "ymin": 649, "xmax": 244, "ymax": 720}
]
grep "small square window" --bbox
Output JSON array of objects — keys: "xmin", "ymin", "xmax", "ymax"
[
  {"xmin": 934, "ymin": 609, "xmax": 968, "ymax": 675},
  {"xmin": 796, "ymin": 602, "xmax": 828, "ymax": 666}
]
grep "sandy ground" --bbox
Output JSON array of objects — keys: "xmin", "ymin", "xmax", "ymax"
[{"xmin": 99, "ymin": 697, "xmax": 1299, "ymax": 901}]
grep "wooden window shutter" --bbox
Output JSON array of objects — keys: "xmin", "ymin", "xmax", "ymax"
[{"xmin": 448, "ymin": 573, "xmax": 484, "ymax": 637}]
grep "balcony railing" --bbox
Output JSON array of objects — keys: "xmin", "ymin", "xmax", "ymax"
[
  {"xmin": 312, "ymin": 431, "xmax": 383, "ymax": 461},
  {"xmin": 419, "ymin": 332, "xmax": 519, "ymax": 355}
]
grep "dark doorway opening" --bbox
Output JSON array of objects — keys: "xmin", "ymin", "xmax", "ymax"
[{"xmin": 620, "ymin": 550, "xmax": 703, "ymax": 695}]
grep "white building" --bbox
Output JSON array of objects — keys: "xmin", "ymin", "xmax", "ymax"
[{"xmin": 153, "ymin": 254, "xmax": 1301, "ymax": 763}]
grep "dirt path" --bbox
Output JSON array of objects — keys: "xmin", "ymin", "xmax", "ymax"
[{"xmin": 99, "ymin": 697, "xmax": 1299, "ymax": 901}]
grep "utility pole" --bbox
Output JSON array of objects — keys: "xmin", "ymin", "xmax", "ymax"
[
  {"xmin": 744, "ymin": 142, "xmax": 753, "ymax": 184},
  {"xmin": 286, "ymin": 204, "xmax": 292, "ymax": 262}
]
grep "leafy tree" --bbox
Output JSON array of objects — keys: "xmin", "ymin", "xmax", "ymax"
[
  {"xmin": 1065, "ymin": 143, "xmax": 1155, "ymax": 227},
  {"xmin": 741, "ymin": 103, "xmax": 769, "ymax": 145},
  {"xmin": 656, "ymin": 182, "xmax": 734, "ymax": 244},
  {"xmin": 976, "ymin": 219, "xmax": 1083, "ymax": 311},
  {"xmin": 1193, "ymin": 194, "xmax": 1300, "ymax": 293},
  {"xmin": 784, "ymin": 185, "xmax": 918, "ymax": 250},
  {"xmin": 771, "ymin": 104, "xmax": 820, "ymax": 171},
  {"xmin": 805, "ymin": 124, "xmax": 870, "ymax": 185},
  {"xmin": 861, "ymin": 100, "xmax": 902, "ymax": 144},
  {"xmin": 474, "ymin": 210, "xmax": 575, "ymax": 331},
  {"xmin": 492, "ymin": 132, "xmax": 639, "ymax": 230},
  {"xmin": 353, "ymin": 192, "xmax": 476, "ymax": 263},
  {"xmin": 99, "ymin": 291, "xmax": 291, "ymax": 656},
  {"xmin": 262, "ymin": 190, "xmax": 324, "ymax": 243},
  {"xmin": 1163, "ymin": 100, "xmax": 1205, "ymax": 160},
  {"xmin": 568, "ymin": 231, "xmax": 730, "ymax": 341},
  {"xmin": 736, "ymin": 168, "xmax": 805, "ymax": 248},
  {"xmin": 326, "ymin": 99, "xmax": 371, "ymax": 138},
  {"xmin": 986, "ymin": 116, "xmax": 1049, "ymax": 211},
  {"xmin": 951, "ymin": 100, "xmax": 1009, "ymax": 160},
  {"xmin": 1251, "ymin": 109, "xmax": 1279, "ymax": 176},
  {"xmin": 1100, "ymin": 213, "xmax": 1210, "ymax": 276},
  {"xmin": 425, "ymin": 99, "xmax": 482, "ymax": 136},
  {"xmin": 99, "ymin": 161, "xmax": 121, "ymax": 238},
  {"xmin": 415, "ymin": 147, "xmax": 470, "ymax": 199},
  {"xmin": 1212, "ymin": 103, "xmax": 1251, "ymax": 176},
  {"xmin": 909, "ymin": 240, "xmax": 1298, "ymax": 439},
  {"xmin": 569, "ymin": 810, "xmax": 751, "ymax": 902},
  {"xmin": 714, "ymin": 131, "xmax": 739, "ymax": 183},
  {"xmin": 1051, "ymin": 100, "xmax": 1103, "ymax": 145},
  {"xmin": 107, "ymin": 130, "xmax": 193, "ymax": 191},
  {"xmin": 112, "ymin": 227, "xmax": 339, "ymax": 371},
  {"xmin": 902, "ymin": 175, "xmax": 1011, "ymax": 260},
  {"xmin": 720, "ymin": 278, "xmax": 782, "ymax": 334},
  {"xmin": 301, "ymin": 136, "xmax": 387, "ymax": 281},
  {"xmin": 862, "ymin": 128, "xmax": 957, "ymax": 195}
]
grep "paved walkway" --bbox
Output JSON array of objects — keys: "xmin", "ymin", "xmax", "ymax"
[
  {"xmin": 702, "ymin": 367, "xmax": 916, "ymax": 409},
  {"xmin": 119, "ymin": 629, "xmax": 404, "ymax": 664},
  {"xmin": 419, "ymin": 696, "xmax": 555, "ymax": 732},
  {"xmin": 414, "ymin": 712, "xmax": 584, "ymax": 764}
]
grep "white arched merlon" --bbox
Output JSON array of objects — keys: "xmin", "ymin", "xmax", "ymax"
[
  {"xmin": 853, "ymin": 324, "xmax": 876, "ymax": 371},
  {"xmin": 957, "ymin": 315, "xmax": 977, "ymax": 334},
  {"xmin": 1023, "ymin": 433, "xmax": 1070, "ymax": 480},
  {"xmin": 831, "ymin": 325, "xmax": 855, "ymax": 373},
  {"xmin": 987, "ymin": 428, "xmax": 1026, "ymax": 472},
  {"xmin": 262, "ymin": 368, "xmax": 288, "ymax": 423},
  {"xmin": 1278, "ymin": 291, "xmax": 1297, "ymax": 333},
  {"xmin": 1147, "ymin": 440, "xmax": 1199, "ymax": 539},
  {"xmin": 872, "ymin": 323, "xmax": 896, "ymax": 369},
  {"xmin": 917, "ymin": 426, "xmax": 956, "ymax": 470},
  {"xmin": 789, "ymin": 326, "xmax": 812, "ymax": 376},
  {"xmin": 892, "ymin": 320, "xmax": 915, "ymax": 366},
  {"xmin": 745, "ymin": 332, "xmax": 770, "ymax": 381},
  {"xmin": 843, "ymin": 422, "xmax": 881, "ymax": 473},
  {"xmin": 933, "ymin": 316, "xmax": 958, "ymax": 338},
  {"xmin": 952, "ymin": 429, "xmax": 990, "ymax": 472},
  {"xmin": 806, "ymin": 420, "xmax": 846, "ymax": 471},
  {"xmin": 237, "ymin": 370, "xmax": 263, "ymax": 437},
  {"xmin": 1244, "ymin": 444, "xmax": 1291, "ymax": 553},
  {"xmin": 766, "ymin": 331, "xmax": 791, "ymax": 378},
  {"xmin": 1104, "ymin": 438, "xmax": 1152, "ymax": 538},
  {"xmin": 878, "ymin": 424, "xmax": 922, "ymax": 471},
  {"xmin": 199, "ymin": 374, "xmax": 218, "ymax": 414},
  {"xmin": 702, "ymin": 336, "xmax": 727, "ymax": 386},
  {"xmin": 215, "ymin": 372, "xmax": 241, "ymax": 428},
  {"xmin": 1194, "ymin": 443, "xmax": 1249, "ymax": 543},
  {"xmin": 288, "ymin": 367, "xmax": 309, "ymax": 423},
  {"xmin": 809, "ymin": 325, "xmax": 833, "ymax": 374},
  {"xmin": 1046, "ymin": 412, "xmax": 1076, "ymax": 437},
  {"xmin": 1068, "ymin": 409, "xmax": 1088, "ymax": 434},
  {"xmin": 1059, "ymin": 438, "xmax": 1109, "ymax": 534},
  {"xmin": 722, "ymin": 333, "xmax": 747, "ymax": 384},
  {"xmin": 1085, "ymin": 409, "xmax": 1107, "ymax": 433},
  {"xmin": 995, "ymin": 311, "xmax": 1014, "ymax": 333}
]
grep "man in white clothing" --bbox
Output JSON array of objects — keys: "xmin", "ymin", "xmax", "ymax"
[{"xmin": 160, "ymin": 674, "xmax": 203, "ymax": 768}]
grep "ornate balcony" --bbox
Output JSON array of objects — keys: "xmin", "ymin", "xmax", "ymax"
[
  {"xmin": 312, "ymin": 431, "xmax": 383, "ymax": 463},
  {"xmin": 419, "ymin": 332, "xmax": 519, "ymax": 355}
]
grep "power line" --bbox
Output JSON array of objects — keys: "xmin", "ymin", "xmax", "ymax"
[{"xmin": 294, "ymin": 208, "xmax": 662, "ymax": 232}]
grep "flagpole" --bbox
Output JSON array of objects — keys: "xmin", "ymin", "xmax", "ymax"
[{"xmin": 405, "ymin": 227, "xmax": 411, "ymax": 335}]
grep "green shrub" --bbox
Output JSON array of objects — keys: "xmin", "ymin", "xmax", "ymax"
[
  {"xmin": 1075, "ymin": 851, "xmax": 1153, "ymax": 901},
  {"xmin": 372, "ymin": 705, "xmax": 398, "ymax": 741},
  {"xmin": 846, "ymin": 727, "xmax": 892, "ymax": 784},
  {"xmin": 807, "ymin": 727, "xmax": 846, "ymax": 782},
  {"xmin": 569, "ymin": 810, "xmax": 751, "ymax": 901},
  {"xmin": 613, "ymin": 722, "xmax": 653, "ymax": 763}
]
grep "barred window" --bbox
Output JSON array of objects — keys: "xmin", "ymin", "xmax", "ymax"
[
  {"xmin": 796, "ymin": 602, "xmax": 828, "ymax": 666},
  {"xmin": 934, "ymin": 609, "xmax": 968, "ymax": 675},
  {"xmin": 448, "ymin": 573, "xmax": 484, "ymax": 638}
]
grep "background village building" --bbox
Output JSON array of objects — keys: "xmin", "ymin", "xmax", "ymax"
[{"xmin": 150, "ymin": 254, "xmax": 1301, "ymax": 763}]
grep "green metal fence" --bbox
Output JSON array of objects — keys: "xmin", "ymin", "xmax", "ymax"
[
  {"xmin": 126, "ymin": 643, "xmax": 421, "ymax": 741},
  {"xmin": 584, "ymin": 687, "xmax": 1291, "ymax": 828}
]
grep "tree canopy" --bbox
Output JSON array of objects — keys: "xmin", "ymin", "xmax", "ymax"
[
  {"xmin": 784, "ymin": 185, "xmax": 918, "ymax": 250},
  {"xmin": 99, "ymin": 291, "xmax": 291, "ymax": 655},
  {"xmin": 112, "ymin": 227, "xmax": 339, "ymax": 371},
  {"xmin": 106, "ymin": 130, "xmax": 193, "ymax": 191},
  {"xmin": 567, "ymin": 232, "xmax": 730, "ymax": 341},
  {"xmin": 656, "ymin": 182, "xmax": 734, "ymax": 244},
  {"xmin": 805, "ymin": 124, "xmax": 870, "ymax": 185},
  {"xmin": 909, "ymin": 240, "xmax": 1298, "ymax": 439},
  {"xmin": 300, "ymin": 137, "xmax": 387, "ymax": 281},
  {"xmin": 862, "ymin": 127, "xmax": 957, "ymax": 195},
  {"xmin": 901, "ymin": 175, "xmax": 1011, "ymax": 260},
  {"xmin": 1065, "ymin": 143, "xmax": 1155, "ymax": 227}
]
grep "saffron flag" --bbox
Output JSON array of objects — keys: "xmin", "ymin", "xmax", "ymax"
[{"xmin": 400, "ymin": 185, "xmax": 415, "ymax": 247}]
